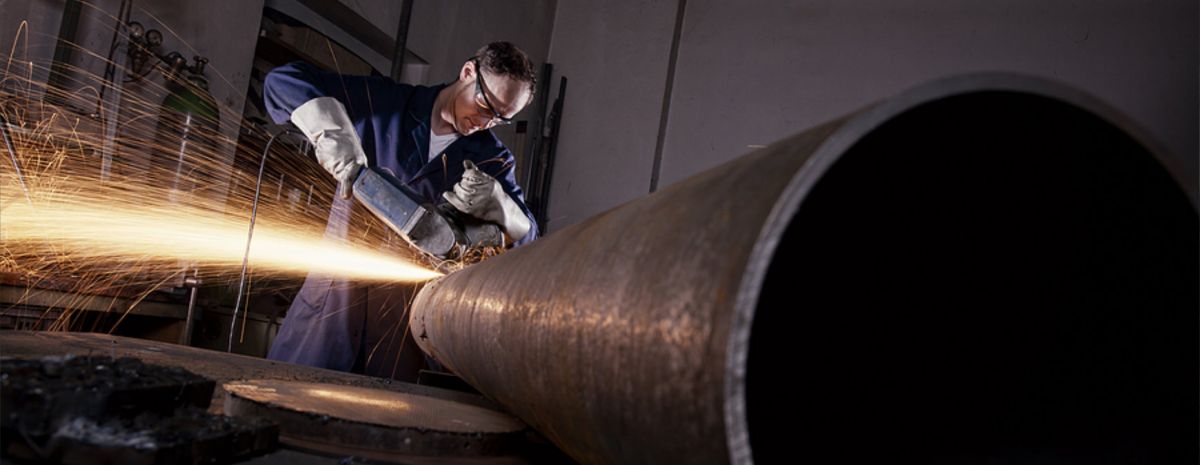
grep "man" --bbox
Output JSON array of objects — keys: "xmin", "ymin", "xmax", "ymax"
[{"xmin": 262, "ymin": 42, "xmax": 539, "ymax": 380}]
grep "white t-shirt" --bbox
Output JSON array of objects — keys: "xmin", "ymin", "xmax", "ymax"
[{"xmin": 429, "ymin": 130, "xmax": 460, "ymax": 162}]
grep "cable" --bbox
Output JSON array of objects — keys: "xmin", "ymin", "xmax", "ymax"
[{"xmin": 228, "ymin": 128, "xmax": 301, "ymax": 352}]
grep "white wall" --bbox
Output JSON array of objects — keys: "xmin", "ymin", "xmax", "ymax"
[
  {"xmin": 546, "ymin": 0, "xmax": 1199, "ymax": 232},
  {"xmin": 543, "ymin": 1, "xmax": 680, "ymax": 230}
]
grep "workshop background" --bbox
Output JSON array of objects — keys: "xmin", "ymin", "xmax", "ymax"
[
  {"xmin": 0, "ymin": 0, "xmax": 1196, "ymax": 464},
  {"xmin": 5, "ymin": 0, "xmax": 1193, "ymax": 231}
]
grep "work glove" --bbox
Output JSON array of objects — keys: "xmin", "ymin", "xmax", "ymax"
[
  {"xmin": 442, "ymin": 160, "xmax": 532, "ymax": 243},
  {"xmin": 290, "ymin": 97, "xmax": 367, "ymax": 199}
]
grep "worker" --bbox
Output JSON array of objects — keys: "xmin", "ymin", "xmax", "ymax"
[{"xmin": 262, "ymin": 42, "xmax": 539, "ymax": 380}]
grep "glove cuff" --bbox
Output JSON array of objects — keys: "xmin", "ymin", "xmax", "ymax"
[
  {"xmin": 291, "ymin": 97, "xmax": 368, "ymax": 183},
  {"xmin": 496, "ymin": 192, "xmax": 532, "ymax": 243}
]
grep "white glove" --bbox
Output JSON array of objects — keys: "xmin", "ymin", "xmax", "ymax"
[
  {"xmin": 290, "ymin": 97, "xmax": 368, "ymax": 198},
  {"xmin": 442, "ymin": 160, "xmax": 532, "ymax": 243}
]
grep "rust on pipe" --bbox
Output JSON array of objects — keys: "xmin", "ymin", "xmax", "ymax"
[{"xmin": 411, "ymin": 74, "xmax": 1197, "ymax": 465}]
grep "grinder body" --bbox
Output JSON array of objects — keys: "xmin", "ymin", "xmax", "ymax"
[{"xmin": 350, "ymin": 166, "xmax": 501, "ymax": 258}]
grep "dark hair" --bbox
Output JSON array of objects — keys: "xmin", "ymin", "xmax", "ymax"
[{"xmin": 474, "ymin": 41, "xmax": 537, "ymax": 94}]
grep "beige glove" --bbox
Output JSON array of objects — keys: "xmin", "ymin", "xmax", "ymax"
[
  {"xmin": 442, "ymin": 161, "xmax": 532, "ymax": 243},
  {"xmin": 290, "ymin": 97, "xmax": 367, "ymax": 198}
]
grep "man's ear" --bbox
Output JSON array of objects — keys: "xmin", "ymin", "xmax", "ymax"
[{"xmin": 459, "ymin": 60, "xmax": 476, "ymax": 82}]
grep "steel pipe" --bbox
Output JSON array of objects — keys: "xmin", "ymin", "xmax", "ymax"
[{"xmin": 410, "ymin": 74, "xmax": 1198, "ymax": 465}]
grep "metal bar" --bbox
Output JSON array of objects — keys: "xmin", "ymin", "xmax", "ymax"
[
  {"xmin": 97, "ymin": 0, "xmax": 133, "ymax": 181},
  {"xmin": 0, "ymin": 114, "xmax": 33, "ymax": 204},
  {"xmin": 45, "ymin": 0, "xmax": 83, "ymax": 105},
  {"xmin": 523, "ymin": 63, "xmax": 552, "ymax": 192},
  {"xmin": 649, "ymin": 0, "xmax": 688, "ymax": 193},
  {"xmin": 522, "ymin": 63, "xmax": 553, "ymax": 230},
  {"xmin": 388, "ymin": 0, "xmax": 413, "ymax": 81},
  {"xmin": 533, "ymin": 76, "xmax": 565, "ymax": 231},
  {"xmin": 180, "ymin": 269, "xmax": 200, "ymax": 346},
  {"xmin": 409, "ymin": 74, "xmax": 1198, "ymax": 465},
  {"xmin": 97, "ymin": 0, "xmax": 133, "ymax": 106}
]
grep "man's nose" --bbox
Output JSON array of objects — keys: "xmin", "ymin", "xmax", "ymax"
[{"xmin": 471, "ymin": 116, "xmax": 492, "ymax": 130}]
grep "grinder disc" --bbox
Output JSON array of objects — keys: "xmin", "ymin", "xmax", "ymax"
[{"xmin": 223, "ymin": 379, "xmax": 526, "ymax": 461}]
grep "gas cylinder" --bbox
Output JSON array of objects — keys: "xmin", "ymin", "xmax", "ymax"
[{"xmin": 153, "ymin": 54, "xmax": 219, "ymax": 202}]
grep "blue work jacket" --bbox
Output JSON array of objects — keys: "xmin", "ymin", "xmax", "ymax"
[{"xmin": 261, "ymin": 61, "xmax": 537, "ymax": 379}]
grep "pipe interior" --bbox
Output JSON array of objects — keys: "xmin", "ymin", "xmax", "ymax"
[{"xmin": 747, "ymin": 92, "xmax": 1197, "ymax": 463}]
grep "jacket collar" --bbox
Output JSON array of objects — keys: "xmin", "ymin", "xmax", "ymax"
[{"xmin": 402, "ymin": 83, "xmax": 448, "ymax": 162}]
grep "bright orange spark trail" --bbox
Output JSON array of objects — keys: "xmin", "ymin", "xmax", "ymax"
[{"xmin": 1, "ymin": 198, "xmax": 442, "ymax": 282}]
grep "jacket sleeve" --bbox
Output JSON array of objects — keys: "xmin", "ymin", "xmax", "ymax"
[
  {"xmin": 262, "ymin": 61, "xmax": 406, "ymax": 126},
  {"xmin": 263, "ymin": 61, "xmax": 333, "ymax": 124}
]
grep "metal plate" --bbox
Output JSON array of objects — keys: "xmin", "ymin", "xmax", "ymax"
[{"xmin": 224, "ymin": 379, "xmax": 526, "ymax": 459}]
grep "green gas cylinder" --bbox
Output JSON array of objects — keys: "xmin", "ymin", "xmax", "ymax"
[{"xmin": 154, "ymin": 54, "xmax": 219, "ymax": 199}]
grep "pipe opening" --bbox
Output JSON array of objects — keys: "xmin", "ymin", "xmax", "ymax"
[{"xmin": 747, "ymin": 92, "xmax": 1197, "ymax": 463}]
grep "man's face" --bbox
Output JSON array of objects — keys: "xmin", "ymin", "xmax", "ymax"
[{"xmin": 451, "ymin": 61, "xmax": 532, "ymax": 136}]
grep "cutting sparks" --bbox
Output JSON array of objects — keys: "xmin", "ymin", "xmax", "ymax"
[
  {"xmin": 0, "ymin": 15, "xmax": 454, "ymax": 338},
  {"xmin": 1, "ymin": 197, "xmax": 442, "ymax": 282}
]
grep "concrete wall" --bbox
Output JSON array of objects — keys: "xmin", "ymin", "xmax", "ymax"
[{"xmin": 546, "ymin": 0, "xmax": 1198, "ymax": 232}]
